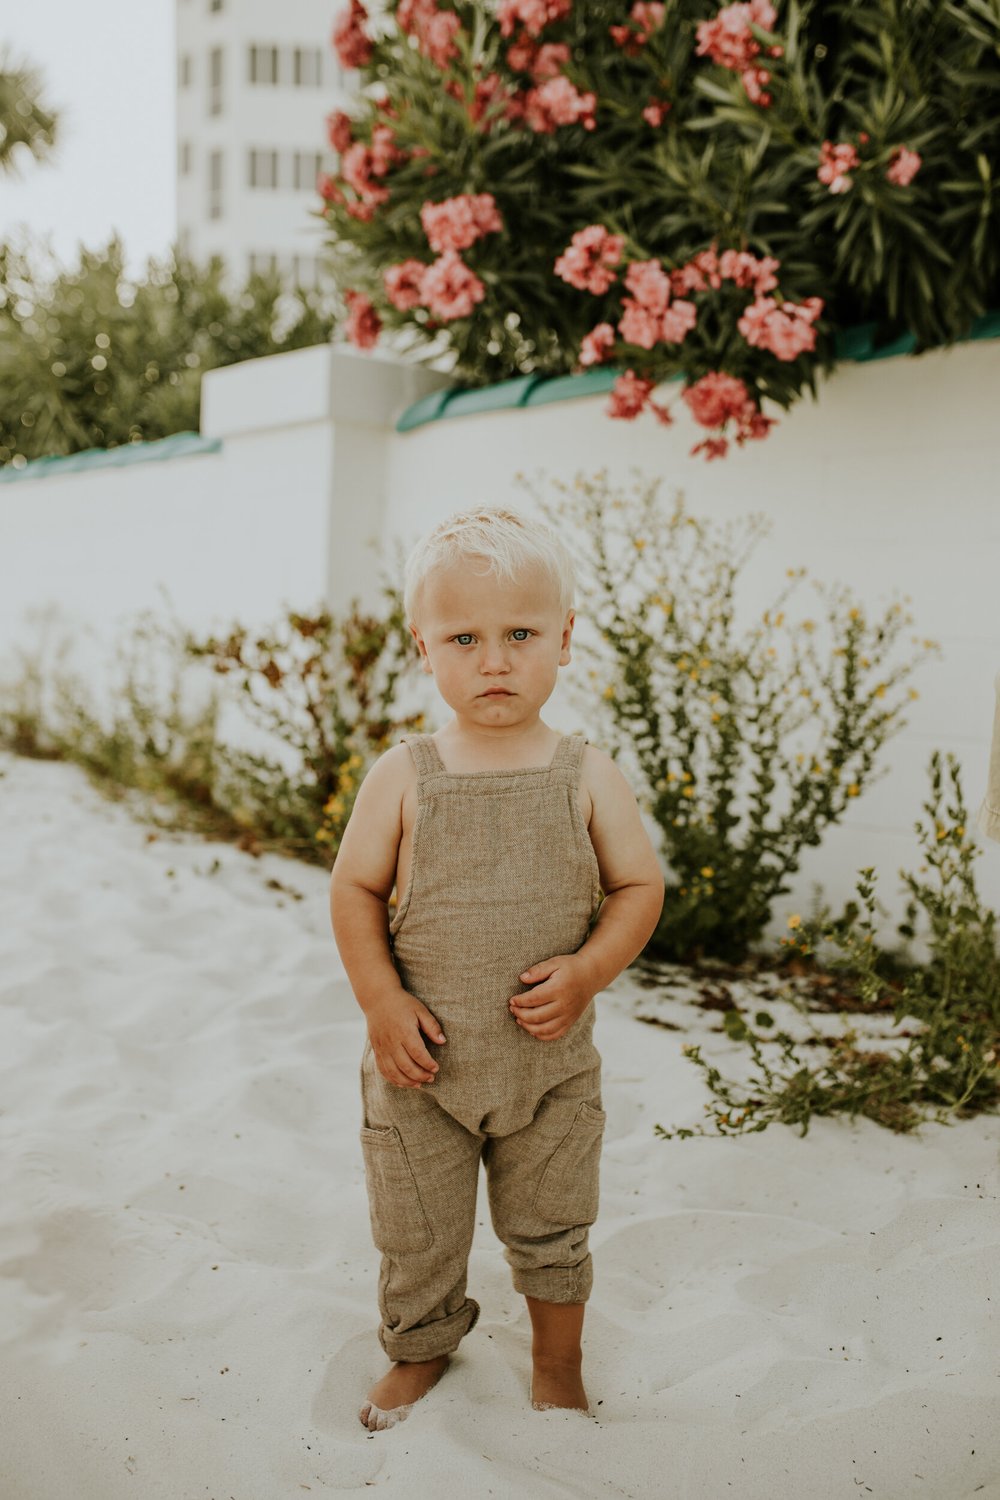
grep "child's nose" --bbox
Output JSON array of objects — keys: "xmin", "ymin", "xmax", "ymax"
[{"xmin": 480, "ymin": 645, "xmax": 510, "ymax": 671}]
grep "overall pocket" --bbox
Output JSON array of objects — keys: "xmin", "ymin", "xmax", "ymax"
[
  {"xmin": 360, "ymin": 1124, "xmax": 434, "ymax": 1254},
  {"xmin": 531, "ymin": 1100, "xmax": 606, "ymax": 1227}
]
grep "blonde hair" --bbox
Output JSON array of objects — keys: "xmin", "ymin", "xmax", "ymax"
[{"xmin": 403, "ymin": 505, "xmax": 576, "ymax": 626}]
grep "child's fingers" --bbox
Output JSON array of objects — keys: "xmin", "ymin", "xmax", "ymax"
[
  {"xmin": 404, "ymin": 1034, "xmax": 439, "ymax": 1075},
  {"xmin": 511, "ymin": 984, "xmax": 555, "ymax": 1009}
]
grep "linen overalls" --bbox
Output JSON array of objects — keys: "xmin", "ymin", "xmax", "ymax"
[{"xmin": 358, "ymin": 731, "xmax": 607, "ymax": 1362}]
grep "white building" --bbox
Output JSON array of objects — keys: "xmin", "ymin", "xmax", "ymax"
[{"xmin": 175, "ymin": 0, "xmax": 354, "ymax": 291}]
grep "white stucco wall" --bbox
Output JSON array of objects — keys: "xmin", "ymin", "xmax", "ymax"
[{"xmin": 2, "ymin": 334, "xmax": 997, "ymax": 948}]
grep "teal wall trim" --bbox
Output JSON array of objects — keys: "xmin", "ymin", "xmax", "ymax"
[
  {"xmin": 0, "ymin": 431, "xmax": 222, "ymax": 485},
  {"xmin": 396, "ymin": 309, "xmax": 1000, "ymax": 434}
]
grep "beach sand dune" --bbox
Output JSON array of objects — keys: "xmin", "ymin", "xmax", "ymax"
[{"xmin": 1, "ymin": 751, "xmax": 998, "ymax": 1500}]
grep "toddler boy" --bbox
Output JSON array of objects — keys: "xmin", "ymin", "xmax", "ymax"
[{"xmin": 330, "ymin": 505, "xmax": 664, "ymax": 1432}]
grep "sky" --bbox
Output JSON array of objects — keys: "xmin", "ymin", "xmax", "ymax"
[{"xmin": 0, "ymin": 0, "xmax": 176, "ymax": 281}]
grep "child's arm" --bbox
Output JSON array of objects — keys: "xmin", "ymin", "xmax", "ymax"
[
  {"xmin": 510, "ymin": 747, "xmax": 665, "ymax": 1041},
  {"xmin": 329, "ymin": 746, "xmax": 447, "ymax": 1088}
]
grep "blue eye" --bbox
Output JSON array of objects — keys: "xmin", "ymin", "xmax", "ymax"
[
  {"xmin": 455, "ymin": 634, "xmax": 474, "ymax": 645},
  {"xmin": 512, "ymin": 629, "xmax": 531, "ymax": 640}
]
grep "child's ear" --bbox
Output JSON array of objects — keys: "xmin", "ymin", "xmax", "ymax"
[
  {"xmin": 409, "ymin": 622, "xmax": 433, "ymax": 673},
  {"xmin": 559, "ymin": 609, "xmax": 575, "ymax": 664}
]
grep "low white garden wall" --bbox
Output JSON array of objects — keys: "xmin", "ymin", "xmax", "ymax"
[{"xmin": 2, "ymin": 335, "xmax": 998, "ymax": 945}]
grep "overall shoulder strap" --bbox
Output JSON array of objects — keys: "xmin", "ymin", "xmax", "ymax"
[
  {"xmin": 400, "ymin": 733, "xmax": 445, "ymax": 779},
  {"xmin": 552, "ymin": 732, "xmax": 588, "ymax": 779}
]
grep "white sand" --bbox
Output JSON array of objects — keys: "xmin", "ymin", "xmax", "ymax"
[{"xmin": 2, "ymin": 748, "xmax": 998, "ymax": 1500}]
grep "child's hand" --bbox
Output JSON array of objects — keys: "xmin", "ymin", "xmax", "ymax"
[
  {"xmin": 366, "ymin": 992, "xmax": 447, "ymax": 1088},
  {"xmin": 508, "ymin": 954, "xmax": 597, "ymax": 1041}
]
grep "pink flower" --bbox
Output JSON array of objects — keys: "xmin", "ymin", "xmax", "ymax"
[
  {"xmin": 498, "ymin": 0, "xmax": 572, "ymax": 39},
  {"xmin": 420, "ymin": 250, "xmax": 486, "ymax": 320},
  {"xmin": 341, "ymin": 142, "xmax": 391, "ymax": 204},
  {"xmin": 344, "ymin": 290, "xmax": 381, "ymax": 349},
  {"xmin": 384, "ymin": 259, "xmax": 428, "ymax": 310},
  {"xmin": 642, "ymin": 98, "xmax": 672, "ymax": 126},
  {"xmin": 610, "ymin": 1, "xmax": 666, "ymax": 54},
  {"xmin": 691, "ymin": 435, "xmax": 730, "ymax": 460},
  {"xmin": 682, "ymin": 371, "xmax": 752, "ymax": 428},
  {"xmin": 420, "ymin": 192, "xmax": 504, "ymax": 253},
  {"xmin": 607, "ymin": 370, "xmax": 673, "ymax": 424},
  {"xmin": 737, "ymin": 295, "xmax": 823, "ymax": 360},
  {"xmin": 660, "ymin": 298, "xmax": 697, "ymax": 343},
  {"xmin": 316, "ymin": 173, "xmax": 345, "ymax": 204},
  {"xmin": 332, "ymin": 0, "xmax": 373, "ymax": 69},
  {"xmin": 531, "ymin": 42, "xmax": 571, "ymax": 80},
  {"xmin": 524, "ymin": 75, "xmax": 597, "ymax": 132},
  {"xmin": 578, "ymin": 322, "xmax": 616, "ymax": 367},
  {"xmin": 469, "ymin": 72, "xmax": 512, "ymax": 130},
  {"xmin": 345, "ymin": 200, "xmax": 376, "ymax": 221},
  {"xmin": 717, "ymin": 248, "xmax": 780, "ymax": 294},
  {"xmin": 694, "ymin": 1, "xmax": 777, "ymax": 72},
  {"xmin": 554, "ymin": 225, "xmax": 625, "ymax": 294},
  {"xmin": 370, "ymin": 124, "xmax": 405, "ymax": 176},
  {"xmin": 741, "ymin": 65, "xmax": 773, "ymax": 107},
  {"xmin": 887, "ymin": 145, "xmax": 921, "ymax": 186},
  {"xmin": 398, "ymin": 0, "xmax": 462, "ymax": 68},
  {"xmin": 624, "ymin": 260, "xmax": 673, "ymax": 314},
  {"xmin": 326, "ymin": 109, "xmax": 354, "ymax": 154},
  {"xmin": 686, "ymin": 379, "xmax": 776, "ymax": 456},
  {"xmin": 618, "ymin": 301, "xmax": 663, "ymax": 349},
  {"xmin": 818, "ymin": 140, "xmax": 860, "ymax": 194}
]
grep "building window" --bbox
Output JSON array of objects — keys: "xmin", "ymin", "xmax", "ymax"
[
  {"xmin": 179, "ymin": 140, "xmax": 193, "ymax": 175},
  {"xmin": 248, "ymin": 149, "xmax": 279, "ymax": 189},
  {"xmin": 292, "ymin": 47, "xmax": 322, "ymax": 87},
  {"xmin": 208, "ymin": 149, "xmax": 223, "ymax": 219},
  {"xmin": 178, "ymin": 53, "xmax": 192, "ymax": 88},
  {"xmin": 292, "ymin": 150, "xmax": 325, "ymax": 192},
  {"xmin": 209, "ymin": 46, "xmax": 223, "ymax": 115},
  {"xmin": 248, "ymin": 44, "xmax": 279, "ymax": 85}
]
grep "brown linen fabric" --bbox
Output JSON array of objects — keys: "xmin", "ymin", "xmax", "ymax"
[{"xmin": 358, "ymin": 731, "xmax": 607, "ymax": 1361}]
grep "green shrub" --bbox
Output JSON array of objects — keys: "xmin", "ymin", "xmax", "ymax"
[{"xmin": 655, "ymin": 751, "xmax": 1000, "ymax": 1136}]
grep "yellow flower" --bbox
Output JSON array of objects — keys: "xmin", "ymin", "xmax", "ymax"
[
  {"xmin": 847, "ymin": 783, "xmax": 859, "ymax": 796},
  {"xmin": 700, "ymin": 866, "xmax": 714, "ymax": 877},
  {"xmin": 682, "ymin": 786, "xmax": 695, "ymax": 798},
  {"xmin": 634, "ymin": 537, "xmax": 647, "ymax": 550},
  {"xmin": 801, "ymin": 619, "xmax": 816, "ymax": 633},
  {"xmin": 874, "ymin": 684, "xmax": 886, "ymax": 698},
  {"xmin": 787, "ymin": 914, "xmax": 802, "ymax": 929},
  {"xmin": 603, "ymin": 684, "xmax": 615, "ymax": 700},
  {"xmin": 909, "ymin": 689, "xmax": 919, "ymax": 700},
  {"xmin": 774, "ymin": 612, "xmax": 784, "ymax": 627}
]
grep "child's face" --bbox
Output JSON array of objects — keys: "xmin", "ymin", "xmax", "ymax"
[{"xmin": 409, "ymin": 555, "xmax": 574, "ymax": 726}]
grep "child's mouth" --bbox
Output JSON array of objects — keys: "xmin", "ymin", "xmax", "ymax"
[{"xmin": 481, "ymin": 689, "xmax": 513, "ymax": 697}]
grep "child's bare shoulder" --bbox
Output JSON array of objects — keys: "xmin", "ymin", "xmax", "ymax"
[{"xmin": 353, "ymin": 740, "xmax": 417, "ymax": 812}]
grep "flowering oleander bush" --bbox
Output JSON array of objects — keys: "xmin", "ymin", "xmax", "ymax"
[
  {"xmin": 524, "ymin": 468, "xmax": 940, "ymax": 962},
  {"xmin": 315, "ymin": 0, "xmax": 1000, "ymax": 459}
]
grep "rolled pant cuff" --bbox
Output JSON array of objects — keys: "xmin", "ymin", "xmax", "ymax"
[
  {"xmin": 512, "ymin": 1257, "xmax": 592, "ymax": 1303},
  {"xmin": 378, "ymin": 1296, "xmax": 481, "ymax": 1362}
]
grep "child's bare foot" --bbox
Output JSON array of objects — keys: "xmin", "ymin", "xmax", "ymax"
[
  {"xmin": 358, "ymin": 1352, "xmax": 450, "ymax": 1432},
  {"xmin": 530, "ymin": 1355, "xmax": 592, "ymax": 1415}
]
